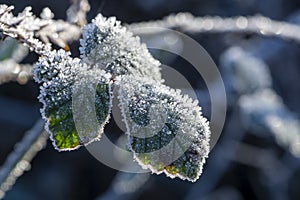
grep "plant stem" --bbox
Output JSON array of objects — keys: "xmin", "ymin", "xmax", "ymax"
[{"xmin": 128, "ymin": 13, "xmax": 300, "ymax": 42}]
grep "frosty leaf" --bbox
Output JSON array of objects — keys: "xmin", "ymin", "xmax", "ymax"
[
  {"xmin": 72, "ymin": 69, "xmax": 112, "ymax": 146},
  {"xmin": 33, "ymin": 50, "xmax": 112, "ymax": 151},
  {"xmin": 116, "ymin": 75, "xmax": 210, "ymax": 182},
  {"xmin": 80, "ymin": 14, "xmax": 162, "ymax": 81}
]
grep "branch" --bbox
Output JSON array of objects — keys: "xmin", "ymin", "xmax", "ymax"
[
  {"xmin": 0, "ymin": 4, "xmax": 85, "ymax": 55},
  {"xmin": 0, "ymin": 5, "xmax": 51, "ymax": 55},
  {"xmin": 128, "ymin": 13, "xmax": 300, "ymax": 42},
  {"xmin": 0, "ymin": 1, "xmax": 91, "ymax": 84},
  {"xmin": 0, "ymin": 119, "xmax": 48, "ymax": 199}
]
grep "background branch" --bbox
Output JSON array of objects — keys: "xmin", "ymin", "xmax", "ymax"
[
  {"xmin": 128, "ymin": 13, "xmax": 300, "ymax": 42},
  {"xmin": 0, "ymin": 119, "xmax": 48, "ymax": 199}
]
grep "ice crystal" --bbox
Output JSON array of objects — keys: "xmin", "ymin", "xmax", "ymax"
[
  {"xmin": 0, "ymin": 4, "xmax": 82, "ymax": 54},
  {"xmin": 116, "ymin": 75, "xmax": 210, "ymax": 182},
  {"xmin": 0, "ymin": 5, "xmax": 48, "ymax": 47},
  {"xmin": 80, "ymin": 14, "xmax": 162, "ymax": 81},
  {"xmin": 33, "ymin": 50, "xmax": 112, "ymax": 151}
]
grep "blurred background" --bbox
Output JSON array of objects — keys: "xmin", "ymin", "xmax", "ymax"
[{"xmin": 1, "ymin": 0, "xmax": 300, "ymax": 199}]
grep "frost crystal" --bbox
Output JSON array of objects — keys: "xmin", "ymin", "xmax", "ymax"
[
  {"xmin": 33, "ymin": 50, "xmax": 112, "ymax": 151},
  {"xmin": 80, "ymin": 14, "xmax": 162, "ymax": 81},
  {"xmin": 116, "ymin": 75, "xmax": 210, "ymax": 182}
]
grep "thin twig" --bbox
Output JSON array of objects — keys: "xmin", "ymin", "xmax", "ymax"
[
  {"xmin": 0, "ymin": 3, "xmax": 86, "ymax": 55},
  {"xmin": 0, "ymin": 119, "xmax": 48, "ymax": 199},
  {"xmin": 0, "ymin": 5, "xmax": 50, "ymax": 55},
  {"xmin": 128, "ymin": 13, "xmax": 300, "ymax": 43},
  {"xmin": 0, "ymin": 1, "xmax": 91, "ymax": 83}
]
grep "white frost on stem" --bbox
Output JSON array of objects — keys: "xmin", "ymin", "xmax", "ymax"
[
  {"xmin": 0, "ymin": 5, "xmax": 51, "ymax": 55},
  {"xmin": 128, "ymin": 13, "xmax": 300, "ymax": 42},
  {"xmin": 0, "ymin": 4, "xmax": 84, "ymax": 55},
  {"xmin": 80, "ymin": 14, "xmax": 162, "ymax": 81}
]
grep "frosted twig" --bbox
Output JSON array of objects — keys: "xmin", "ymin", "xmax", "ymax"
[
  {"xmin": 0, "ymin": 4, "xmax": 83, "ymax": 55},
  {"xmin": 0, "ymin": 119, "xmax": 48, "ymax": 199},
  {"xmin": 0, "ymin": 5, "xmax": 51, "ymax": 55},
  {"xmin": 128, "ymin": 13, "xmax": 300, "ymax": 43}
]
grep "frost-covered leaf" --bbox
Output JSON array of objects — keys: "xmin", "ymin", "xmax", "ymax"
[
  {"xmin": 80, "ymin": 14, "xmax": 162, "ymax": 81},
  {"xmin": 116, "ymin": 75, "xmax": 210, "ymax": 182},
  {"xmin": 33, "ymin": 50, "xmax": 112, "ymax": 151}
]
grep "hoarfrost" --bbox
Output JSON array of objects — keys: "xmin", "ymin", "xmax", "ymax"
[
  {"xmin": 33, "ymin": 50, "xmax": 112, "ymax": 151},
  {"xmin": 80, "ymin": 14, "xmax": 162, "ymax": 81},
  {"xmin": 116, "ymin": 75, "xmax": 210, "ymax": 182}
]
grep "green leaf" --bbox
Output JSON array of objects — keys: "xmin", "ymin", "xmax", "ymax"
[
  {"xmin": 34, "ymin": 50, "xmax": 112, "ymax": 151},
  {"xmin": 43, "ymin": 81, "xmax": 111, "ymax": 151},
  {"xmin": 116, "ymin": 75, "xmax": 210, "ymax": 182}
]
